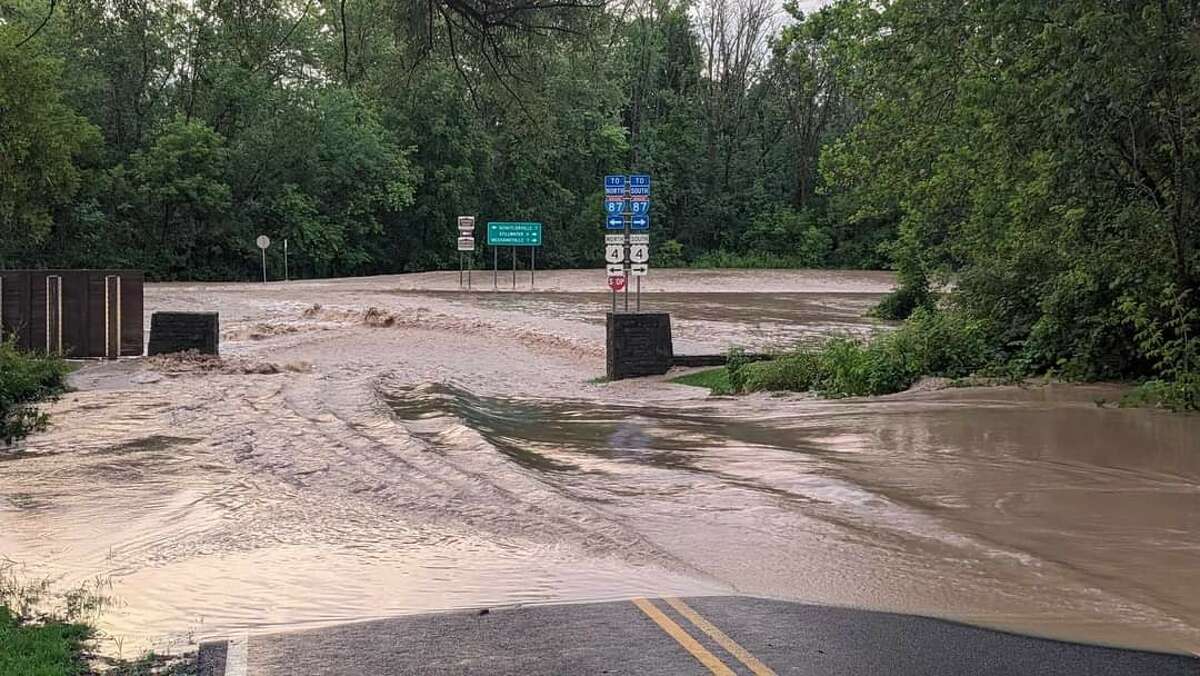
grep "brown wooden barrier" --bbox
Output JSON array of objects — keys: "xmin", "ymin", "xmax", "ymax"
[{"xmin": 0, "ymin": 270, "xmax": 144, "ymax": 358}]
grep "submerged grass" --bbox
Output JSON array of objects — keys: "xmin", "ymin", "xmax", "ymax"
[{"xmin": 0, "ymin": 562, "xmax": 195, "ymax": 675}]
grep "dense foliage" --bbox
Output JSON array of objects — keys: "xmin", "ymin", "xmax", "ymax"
[
  {"xmin": 822, "ymin": 0, "xmax": 1199, "ymax": 393},
  {"xmin": 0, "ymin": 0, "xmax": 864, "ymax": 279},
  {"xmin": 0, "ymin": 340, "xmax": 70, "ymax": 444}
]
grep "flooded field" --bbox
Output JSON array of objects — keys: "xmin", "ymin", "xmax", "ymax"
[{"xmin": 1, "ymin": 269, "xmax": 1198, "ymax": 657}]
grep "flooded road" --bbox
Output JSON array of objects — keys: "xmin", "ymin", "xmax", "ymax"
[{"xmin": 1, "ymin": 269, "xmax": 1198, "ymax": 657}]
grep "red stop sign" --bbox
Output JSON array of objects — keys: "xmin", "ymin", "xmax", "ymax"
[{"xmin": 608, "ymin": 275, "xmax": 627, "ymax": 292}]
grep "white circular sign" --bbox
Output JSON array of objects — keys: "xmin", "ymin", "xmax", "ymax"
[{"xmin": 256, "ymin": 235, "xmax": 271, "ymax": 249}]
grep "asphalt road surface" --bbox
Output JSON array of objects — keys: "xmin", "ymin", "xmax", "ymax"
[{"xmin": 196, "ymin": 596, "xmax": 1198, "ymax": 675}]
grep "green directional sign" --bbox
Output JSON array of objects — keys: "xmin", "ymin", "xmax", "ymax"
[{"xmin": 487, "ymin": 222, "xmax": 542, "ymax": 246}]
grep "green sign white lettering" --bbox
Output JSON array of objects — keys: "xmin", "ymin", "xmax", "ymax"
[{"xmin": 487, "ymin": 222, "xmax": 543, "ymax": 246}]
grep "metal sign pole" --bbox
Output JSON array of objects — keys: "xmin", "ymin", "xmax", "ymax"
[
  {"xmin": 531, "ymin": 247, "xmax": 535, "ymax": 288},
  {"xmin": 261, "ymin": 249, "xmax": 267, "ymax": 284},
  {"xmin": 493, "ymin": 247, "xmax": 498, "ymax": 290},
  {"xmin": 468, "ymin": 255, "xmax": 472, "ymax": 290},
  {"xmin": 512, "ymin": 246, "xmax": 517, "ymax": 290},
  {"xmin": 623, "ymin": 192, "xmax": 630, "ymax": 313},
  {"xmin": 284, "ymin": 239, "xmax": 289, "ymax": 282},
  {"xmin": 637, "ymin": 276, "xmax": 641, "ymax": 313},
  {"xmin": 459, "ymin": 252, "xmax": 464, "ymax": 288}
]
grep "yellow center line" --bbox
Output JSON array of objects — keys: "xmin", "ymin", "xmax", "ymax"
[
  {"xmin": 632, "ymin": 597, "xmax": 736, "ymax": 676},
  {"xmin": 664, "ymin": 597, "xmax": 778, "ymax": 676}
]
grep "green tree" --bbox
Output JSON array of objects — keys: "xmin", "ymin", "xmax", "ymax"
[{"xmin": 0, "ymin": 27, "xmax": 100, "ymax": 264}]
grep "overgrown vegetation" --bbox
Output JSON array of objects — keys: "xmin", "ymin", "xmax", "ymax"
[
  {"xmin": 708, "ymin": 308, "xmax": 994, "ymax": 398},
  {"xmin": 0, "ymin": 340, "xmax": 70, "ymax": 445},
  {"xmin": 0, "ymin": 0, "xmax": 874, "ymax": 279},
  {"xmin": 819, "ymin": 0, "xmax": 1200, "ymax": 406}
]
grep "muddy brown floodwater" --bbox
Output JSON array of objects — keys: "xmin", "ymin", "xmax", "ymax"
[{"xmin": 1, "ymin": 269, "xmax": 1198, "ymax": 658}]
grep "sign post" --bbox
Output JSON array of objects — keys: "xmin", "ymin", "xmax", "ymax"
[
  {"xmin": 486, "ymin": 222, "xmax": 543, "ymax": 291},
  {"xmin": 283, "ymin": 239, "xmax": 289, "ymax": 282},
  {"xmin": 457, "ymin": 216, "xmax": 476, "ymax": 290},
  {"xmin": 256, "ymin": 235, "xmax": 271, "ymax": 283},
  {"xmin": 602, "ymin": 174, "xmax": 650, "ymax": 312}
]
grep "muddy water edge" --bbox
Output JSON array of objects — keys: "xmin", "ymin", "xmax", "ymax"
[{"xmin": 0, "ymin": 270, "xmax": 1197, "ymax": 657}]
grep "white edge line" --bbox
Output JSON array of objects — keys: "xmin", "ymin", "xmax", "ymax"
[{"xmin": 225, "ymin": 634, "xmax": 249, "ymax": 676}]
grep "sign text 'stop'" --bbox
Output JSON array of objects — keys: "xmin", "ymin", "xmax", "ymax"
[{"xmin": 487, "ymin": 222, "xmax": 543, "ymax": 246}]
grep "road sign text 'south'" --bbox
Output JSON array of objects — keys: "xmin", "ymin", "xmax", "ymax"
[{"xmin": 487, "ymin": 222, "xmax": 543, "ymax": 246}]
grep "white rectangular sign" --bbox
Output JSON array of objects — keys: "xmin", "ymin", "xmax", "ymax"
[
  {"xmin": 629, "ymin": 234, "xmax": 649, "ymax": 245},
  {"xmin": 631, "ymin": 263, "xmax": 648, "ymax": 276},
  {"xmin": 457, "ymin": 216, "xmax": 476, "ymax": 233},
  {"xmin": 457, "ymin": 237, "xmax": 475, "ymax": 251},
  {"xmin": 605, "ymin": 234, "xmax": 626, "ymax": 245},
  {"xmin": 606, "ymin": 264, "xmax": 626, "ymax": 277}
]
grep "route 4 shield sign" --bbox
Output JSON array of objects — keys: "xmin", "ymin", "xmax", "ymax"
[
  {"xmin": 605, "ymin": 244, "xmax": 625, "ymax": 263},
  {"xmin": 629, "ymin": 243, "xmax": 649, "ymax": 263}
]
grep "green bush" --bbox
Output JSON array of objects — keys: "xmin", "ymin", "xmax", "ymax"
[
  {"xmin": 872, "ymin": 280, "xmax": 932, "ymax": 320},
  {"xmin": 733, "ymin": 307, "xmax": 995, "ymax": 398},
  {"xmin": 0, "ymin": 340, "xmax": 70, "ymax": 445},
  {"xmin": 725, "ymin": 347, "xmax": 751, "ymax": 393},
  {"xmin": 1119, "ymin": 377, "xmax": 1200, "ymax": 412},
  {"xmin": 741, "ymin": 352, "xmax": 821, "ymax": 393}
]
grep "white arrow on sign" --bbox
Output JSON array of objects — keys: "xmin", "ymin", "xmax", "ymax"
[
  {"xmin": 630, "ymin": 244, "xmax": 649, "ymax": 263},
  {"xmin": 606, "ymin": 264, "xmax": 626, "ymax": 277},
  {"xmin": 605, "ymin": 244, "xmax": 625, "ymax": 264}
]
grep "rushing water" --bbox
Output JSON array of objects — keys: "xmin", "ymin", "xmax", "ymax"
[{"xmin": 1, "ymin": 270, "xmax": 1197, "ymax": 657}]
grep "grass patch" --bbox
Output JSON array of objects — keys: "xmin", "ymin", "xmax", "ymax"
[
  {"xmin": 671, "ymin": 368, "xmax": 734, "ymax": 395},
  {"xmin": 0, "ymin": 605, "xmax": 92, "ymax": 676}
]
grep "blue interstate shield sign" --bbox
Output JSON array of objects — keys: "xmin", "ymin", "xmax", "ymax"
[
  {"xmin": 606, "ymin": 197, "xmax": 627, "ymax": 215},
  {"xmin": 631, "ymin": 199, "xmax": 649, "ymax": 216}
]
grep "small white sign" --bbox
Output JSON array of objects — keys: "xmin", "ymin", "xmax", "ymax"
[
  {"xmin": 457, "ymin": 216, "xmax": 475, "ymax": 232},
  {"xmin": 629, "ymin": 234, "xmax": 649, "ymax": 245},
  {"xmin": 629, "ymin": 244, "xmax": 650, "ymax": 263},
  {"xmin": 606, "ymin": 264, "xmax": 626, "ymax": 277},
  {"xmin": 457, "ymin": 237, "xmax": 475, "ymax": 252},
  {"xmin": 605, "ymin": 234, "xmax": 626, "ymax": 245},
  {"xmin": 256, "ymin": 235, "xmax": 271, "ymax": 250},
  {"xmin": 605, "ymin": 244, "xmax": 625, "ymax": 264},
  {"xmin": 631, "ymin": 263, "xmax": 649, "ymax": 276}
]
